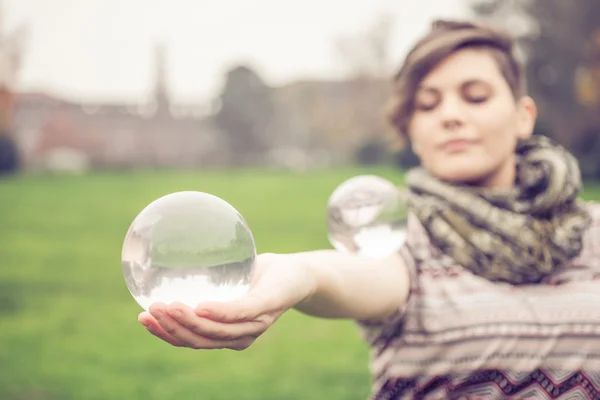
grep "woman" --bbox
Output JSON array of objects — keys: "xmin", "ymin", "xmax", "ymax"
[{"xmin": 139, "ymin": 20, "xmax": 600, "ymax": 399}]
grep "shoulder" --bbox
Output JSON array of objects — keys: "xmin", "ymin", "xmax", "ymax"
[
  {"xmin": 571, "ymin": 200, "xmax": 600, "ymax": 264},
  {"xmin": 585, "ymin": 200, "xmax": 600, "ymax": 221},
  {"xmin": 583, "ymin": 201, "xmax": 600, "ymax": 243}
]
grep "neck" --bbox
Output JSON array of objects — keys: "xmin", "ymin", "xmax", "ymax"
[{"xmin": 473, "ymin": 157, "xmax": 517, "ymax": 189}]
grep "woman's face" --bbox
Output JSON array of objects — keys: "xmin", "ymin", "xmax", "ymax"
[{"xmin": 407, "ymin": 47, "xmax": 537, "ymax": 188}]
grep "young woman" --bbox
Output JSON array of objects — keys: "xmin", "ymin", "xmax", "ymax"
[{"xmin": 138, "ymin": 20, "xmax": 600, "ymax": 399}]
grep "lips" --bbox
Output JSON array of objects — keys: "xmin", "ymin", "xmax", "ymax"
[{"xmin": 441, "ymin": 139, "xmax": 477, "ymax": 152}]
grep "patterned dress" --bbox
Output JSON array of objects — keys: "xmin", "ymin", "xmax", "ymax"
[{"xmin": 358, "ymin": 203, "xmax": 600, "ymax": 399}]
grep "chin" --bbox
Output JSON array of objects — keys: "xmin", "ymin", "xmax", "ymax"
[{"xmin": 425, "ymin": 154, "xmax": 493, "ymax": 184}]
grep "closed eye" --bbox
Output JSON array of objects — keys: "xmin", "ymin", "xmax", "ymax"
[
  {"xmin": 462, "ymin": 81, "xmax": 492, "ymax": 104},
  {"xmin": 414, "ymin": 89, "xmax": 440, "ymax": 111}
]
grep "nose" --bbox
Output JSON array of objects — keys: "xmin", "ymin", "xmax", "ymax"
[
  {"xmin": 443, "ymin": 119, "xmax": 462, "ymax": 130},
  {"xmin": 438, "ymin": 96, "xmax": 465, "ymax": 131}
]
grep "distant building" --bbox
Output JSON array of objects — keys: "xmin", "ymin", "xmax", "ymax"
[
  {"xmin": 13, "ymin": 44, "xmax": 222, "ymax": 170},
  {"xmin": 12, "ymin": 39, "xmax": 394, "ymax": 170}
]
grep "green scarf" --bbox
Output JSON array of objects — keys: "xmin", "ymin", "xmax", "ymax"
[{"xmin": 406, "ymin": 135, "xmax": 592, "ymax": 284}]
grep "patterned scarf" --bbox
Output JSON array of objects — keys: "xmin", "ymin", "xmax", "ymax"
[{"xmin": 406, "ymin": 135, "xmax": 592, "ymax": 284}]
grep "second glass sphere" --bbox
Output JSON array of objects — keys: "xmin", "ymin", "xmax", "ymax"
[{"xmin": 327, "ymin": 175, "xmax": 408, "ymax": 258}]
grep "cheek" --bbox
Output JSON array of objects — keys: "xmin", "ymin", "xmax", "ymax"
[
  {"xmin": 408, "ymin": 118, "xmax": 437, "ymax": 155},
  {"xmin": 471, "ymin": 107, "xmax": 519, "ymax": 156}
]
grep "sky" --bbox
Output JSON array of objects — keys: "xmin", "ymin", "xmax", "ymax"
[{"xmin": 3, "ymin": 0, "xmax": 469, "ymax": 104}]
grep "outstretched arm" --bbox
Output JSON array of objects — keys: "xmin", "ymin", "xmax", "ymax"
[{"xmin": 138, "ymin": 250, "xmax": 410, "ymax": 350}]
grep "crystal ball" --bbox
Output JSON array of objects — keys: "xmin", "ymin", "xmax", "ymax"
[
  {"xmin": 121, "ymin": 191, "xmax": 256, "ymax": 311},
  {"xmin": 327, "ymin": 175, "xmax": 409, "ymax": 258}
]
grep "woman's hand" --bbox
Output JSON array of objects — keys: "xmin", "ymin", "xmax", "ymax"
[{"xmin": 138, "ymin": 252, "xmax": 315, "ymax": 351}]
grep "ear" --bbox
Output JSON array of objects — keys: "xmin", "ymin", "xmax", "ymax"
[{"xmin": 516, "ymin": 96, "xmax": 537, "ymax": 140}]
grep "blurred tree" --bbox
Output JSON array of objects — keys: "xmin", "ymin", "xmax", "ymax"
[
  {"xmin": 469, "ymin": 0, "xmax": 600, "ymax": 177},
  {"xmin": 395, "ymin": 147, "xmax": 421, "ymax": 170},
  {"xmin": 355, "ymin": 137, "xmax": 388, "ymax": 165},
  {"xmin": 213, "ymin": 65, "xmax": 274, "ymax": 166},
  {"xmin": 0, "ymin": 134, "xmax": 19, "ymax": 175}
]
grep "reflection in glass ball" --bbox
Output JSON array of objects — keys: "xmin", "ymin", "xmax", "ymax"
[
  {"xmin": 327, "ymin": 175, "xmax": 408, "ymax": 258},
  {"xmin": 122, "ymin": 191, "xmax": 256, "ymax": 311}
]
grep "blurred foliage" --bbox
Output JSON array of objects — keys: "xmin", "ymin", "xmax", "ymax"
[
  {"xmin": 354, "ymin": 138, "xmax": 389, "ymax": 165},
  {"xmin": 0, "ymin": 134, "xmax": 20, "ymax": 176},
  {"xmin": 394, "ymin": 145, "xmax": 421, "ymax": 170},
  {"xmin": 213, "ymin": 66, "xmax": 275, "ymax": 166}
]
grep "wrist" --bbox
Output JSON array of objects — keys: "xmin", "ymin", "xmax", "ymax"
[{"xmin": 296, "ymin": 251, "xmax": 320, "ymax": 304}]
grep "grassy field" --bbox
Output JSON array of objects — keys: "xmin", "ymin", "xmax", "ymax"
[{"xmin": 1, "ymin": 168, "xmax": 599, "ymax": 400}]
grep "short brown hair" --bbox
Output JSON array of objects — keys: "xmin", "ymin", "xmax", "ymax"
[{"xmin": 387, "ymin": 19, "xmax": 527, "ymax": 138}]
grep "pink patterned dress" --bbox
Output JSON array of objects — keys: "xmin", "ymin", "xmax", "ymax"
[{"xmin": 359, "ymin": 203, "xmax": 600, "ymax": 399}]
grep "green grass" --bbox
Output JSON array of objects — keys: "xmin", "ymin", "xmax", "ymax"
[
  {"xmin": 1, "ymin": 167, "xmax": 599, "ymax": 400},
  {"xmin": 0, "ymin": 167, "xmax": 404, "ymax": 400}
]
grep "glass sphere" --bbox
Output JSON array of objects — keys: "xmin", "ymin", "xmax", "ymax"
[
  {"xmin": 327, "ymin": 175, "xmax": 408, "ymax": 258},
  {"xmin": 121, "ymin": 191, "xmax": 256, "ymax": 311}
]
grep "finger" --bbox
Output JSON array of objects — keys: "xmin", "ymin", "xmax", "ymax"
[
  {"xmin": 166, "ymin": 303, "xmax": 269, "ymax": 341},
  {"xmin": 150, "ymin": 305, "xmax": 256, "ymax": 350},
  {"xmin": 195, "ymin": 296, "xmax": 269, "ymax": 323},
  {"xmin": 138, "ymin": 311, "xmax": 186, "ymax": 347}
]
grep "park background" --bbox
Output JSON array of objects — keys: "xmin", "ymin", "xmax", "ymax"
[{"xmin": 1, "ymin": 0, "xmax": 599, "ymax": 399}]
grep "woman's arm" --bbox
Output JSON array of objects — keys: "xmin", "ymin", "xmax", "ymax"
[
  {"xmin": 139, "ymin": 250, "xmax": 410, "ymax": 350},
  {"xmin": 295, "ymin": 250, "xmax": 410, "ymax": 321}
]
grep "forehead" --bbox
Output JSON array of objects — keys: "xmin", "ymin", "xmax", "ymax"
[{"xmin": 419, "ymin": 48, "xmax": 505, "ymax": 88}]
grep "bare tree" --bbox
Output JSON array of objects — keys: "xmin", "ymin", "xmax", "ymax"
[{"xmin": 335, "ymin": 13, "xmax": 396, "ymax": 79}]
